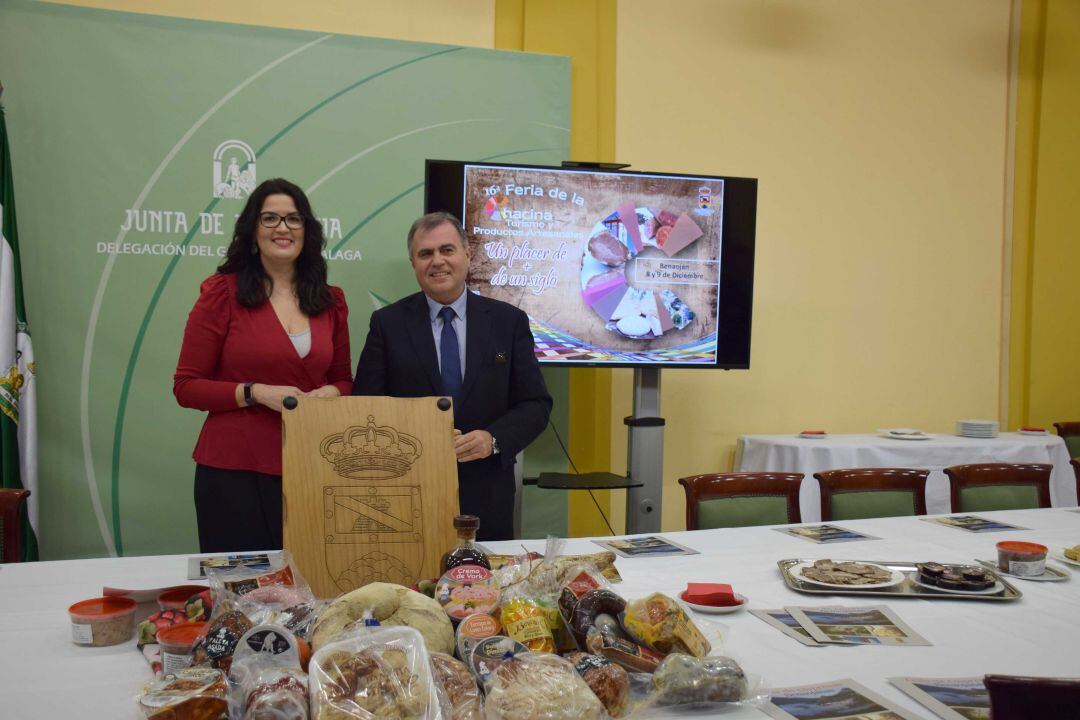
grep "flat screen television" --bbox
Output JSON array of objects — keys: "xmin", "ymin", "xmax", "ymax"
[{"xmin": 425, "ymin": 160, "xmax": 757, "ymax": 369}]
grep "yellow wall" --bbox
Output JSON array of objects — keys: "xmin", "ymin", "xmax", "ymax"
[
  {"xmin": 40, "ymin": 0, "xmax": 495, "ymax": 46},
  {"xmin": 494, "ymin": 1, "xmax": 618, "ymax": 537},
  {"xmin": 46, "ymin": 0, "xmax": 1066, "ymax": 536},
  {"xmin": 1018, "ymin": 0, "xmax": 1080, "ymax": 431},
  {"xmin": 614, "ymin": 0, "xmax": 1015, "ymax": 530}
]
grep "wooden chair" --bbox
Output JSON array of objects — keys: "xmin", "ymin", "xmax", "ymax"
[
  {"xmin": 0, "ymin": 488, "xmax": 31, "ymax": 563},
  {"xmin": 1072, "ymin": 458, "xmax": 1079, "ymax": 506},
  {"xmin": 813, "ymin": 468, "xmax": 929, "ymax": 521},
  {"xmin": 983, "ymin": 674, "xmax": 1080, "ymax": 719},
  {"xmin": 944, "ymin": 463, "xmax": 1052, "ymax": 513},
  {"xmin": 677, "ymin": 473, "xmax": 803, "ymax": 529},
  {"xmin": 1053, "ymin": 421, "xmax": 1080, "ymax": 459}
]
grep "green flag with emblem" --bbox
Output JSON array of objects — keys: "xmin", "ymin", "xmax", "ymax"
[{"xmin": 0, "ymin": 96, "xmax": 39, "ymax": 561}]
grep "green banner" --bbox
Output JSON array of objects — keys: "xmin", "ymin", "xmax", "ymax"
[{"xmin": 0, "ymin": 1, "xmax": 569, "ymax": 558}]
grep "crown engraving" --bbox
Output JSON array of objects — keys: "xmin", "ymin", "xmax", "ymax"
[{"xmin": 319, "ymin": 416, "xmax": 423, "ymax": 480}]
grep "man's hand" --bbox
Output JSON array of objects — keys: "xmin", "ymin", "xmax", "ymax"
[{"xmin": 454, "ymin": 429, "xmax": 494, "ymax": 463}]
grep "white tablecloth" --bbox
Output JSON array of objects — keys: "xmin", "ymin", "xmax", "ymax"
[
  {"xmin": 735, "ymin": 432, "xmax": 1076, "ymax": 524},
  {"xmin": 3, "ymin": 509, "xmax": 1080, "ymax": 718}
]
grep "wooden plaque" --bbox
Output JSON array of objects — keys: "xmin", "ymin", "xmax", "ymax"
[{"xmin": 281, "ymin": 396, "xmax": 458, "ymax": 599}]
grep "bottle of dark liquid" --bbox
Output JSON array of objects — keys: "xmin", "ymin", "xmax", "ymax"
[{"xmin": 440, "ymin": 514, "xmax": 490, "ymax": 573}]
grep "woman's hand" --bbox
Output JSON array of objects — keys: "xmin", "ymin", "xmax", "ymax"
[
  {"xmin": 251, "ymin": 383, "xmax": 305, "ymax": 412},
  {"xmin": 305, "ymin": 385, "xmax": 341, "ymax": 399}
]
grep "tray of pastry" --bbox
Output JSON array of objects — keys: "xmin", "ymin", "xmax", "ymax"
[{"xmin": 778, "ymin": 558, "xmax": 1022, "ymax": 601}]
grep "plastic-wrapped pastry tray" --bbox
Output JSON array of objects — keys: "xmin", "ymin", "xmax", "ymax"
[{"xmin": 777, "ymin": 558, "xmax": 1022, "ymax": 601}]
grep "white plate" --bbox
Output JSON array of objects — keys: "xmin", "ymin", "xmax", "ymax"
[
  {"xmin": 1019, "ymin": 429, "xmax": 1048, "ymax": 436},
  {"xmin": 910, "ymin": 574, "xmax": 1004, "ymax": 595},
  {"xmin": 1049, "ymin": 547, "xmax": 1080, "ymax": 568},
  {"xmin": 679, "ymin": 591, "xmax": 747, "ymax": 614},
  {"xmin": 792, "ymin": 561, "xmax": 905, "ymax": 590},
  {"xmin": 799, "ymin": 433, "xmax": 827, "ymax": 439},
  {"xmin": 878, "ymin": 430, "xmax": 931, "ymax": 441}
]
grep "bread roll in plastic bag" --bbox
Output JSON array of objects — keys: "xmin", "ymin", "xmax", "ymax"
[
  {"xmin": 484, "ymin": 652, "xmax": 605, "ymax": 720},
  {"xmin": 308, "ymin": 625, "xmax": 440, "ymax": 720}
]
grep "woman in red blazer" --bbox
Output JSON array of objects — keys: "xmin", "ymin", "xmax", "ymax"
[{"xmin": 174, "ymin": 178, "xmax": 352, "ymax": 552}]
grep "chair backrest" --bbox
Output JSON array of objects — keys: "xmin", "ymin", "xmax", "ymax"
[
  {"xmin": 677, "ymin": 473, "xmax": 803, "ymax": 530},
  {"xmin": 1053, "ymin": 421, "xmax": 1080, "ymax": 459},
  {"xmin": 813, "ymin": 468, "xmax": 929, "ymax": 521},
  {"xmin": 0, "ymin": 488, "xmax": 31, "ymax": 563},
  {"xmin": 1071, "ymin": 458, "xmax": 1079, "ymax": 506},
  {"xmin": 944, "ymin": 463, "xmax": 1052, "ymax": 513},
  {"xmin": 984, "ymin": 674, "xmax": 1080, "ymax": 719}
]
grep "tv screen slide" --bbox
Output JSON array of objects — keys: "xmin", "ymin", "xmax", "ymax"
[{"xmin": 425, "ymin": 161, "xmax": 756, "ymax": 368}]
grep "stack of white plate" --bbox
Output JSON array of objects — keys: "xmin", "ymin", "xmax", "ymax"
[{"xmin": 956, "ymin": 419, "xmax": 999, "ymax": 438}]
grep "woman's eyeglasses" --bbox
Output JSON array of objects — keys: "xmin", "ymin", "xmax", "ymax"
[{"xmin": 259, "ymin": 212, "xmax": 304, "ymax": 229}]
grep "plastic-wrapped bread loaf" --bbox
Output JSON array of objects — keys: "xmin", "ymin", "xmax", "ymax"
[
  {"xmin": 484, "ymin": 654, "xmax": 605, "ymax": 720},
  {"xmin": 309, "ymin": 627, "xmax": 438, "ymax": 720}
]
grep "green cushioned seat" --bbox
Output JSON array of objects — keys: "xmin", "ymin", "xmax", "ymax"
[
  {"xmin": 958, "ymin": 484, "xmax": 1041, "ymax": 512},
  {"xmin": 828, "ymin": 490, "xmax": 917, "ymax": 521},
  {"xmin": 1062, "ymin": 434, "xmax": 1080, "ymax": 460},
  {"xmin": 697, "ymin": 495, "xmax": 792, "ymax": 529}
]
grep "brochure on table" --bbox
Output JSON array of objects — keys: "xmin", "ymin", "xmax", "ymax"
[
  {"xmin": 592, "ymin": 535, "xmax": 699, "ymax": 558},
  {"xmin": 764, "ymin": 678, "xmax": 925, "ymax": 720},
  {"xmin": 776, "ymin": 524, "xmax": 881, "ymax": 544},
  {"xmin": 889, "ymin": 676, "xmax": 991, "ymax": 720}
]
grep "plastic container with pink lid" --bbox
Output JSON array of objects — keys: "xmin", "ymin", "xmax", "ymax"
[{"xmin": 68, "ymin": 597, "xmax": 137, "ymax": 646}]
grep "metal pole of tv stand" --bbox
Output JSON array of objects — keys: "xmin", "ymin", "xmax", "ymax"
[{"xmin": 625, "ymin": 367, "xmax": 664, "ymax": 534}]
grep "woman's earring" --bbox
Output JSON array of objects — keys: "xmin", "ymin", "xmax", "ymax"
[{"xmin": 251, "ymin": 243, "xmax": 258, "ymax": 255}]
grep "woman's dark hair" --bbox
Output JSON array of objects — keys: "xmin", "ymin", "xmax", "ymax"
[{"xmin": 217, "ymin": 177, "xmax": 332, "ymax": 315}]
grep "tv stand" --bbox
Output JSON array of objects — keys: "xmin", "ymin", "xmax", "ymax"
[
  {"xmin": 624, "ymin": 367, "xmax": 664, "ymax": 533},
  {"xmin": 517, "ymin": 367, "xmax": 663, "ymax": 537}
]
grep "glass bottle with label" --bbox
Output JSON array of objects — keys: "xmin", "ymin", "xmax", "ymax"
[{"xmin": 441, "ymin": 514, "xmax": 491, "ymax": 573}]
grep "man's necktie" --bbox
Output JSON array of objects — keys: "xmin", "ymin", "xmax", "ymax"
[{"xmin": 438, "ymin": 305, "xmax": 462, "ymax": 402}]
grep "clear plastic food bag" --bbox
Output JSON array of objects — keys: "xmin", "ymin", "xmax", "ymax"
[
  {"xmin": 204, "ymin": 551, "xmax": 313, "ymax": 609},
  {"xmin": 429, "ymin": 652, "xmax": 483, "ymax": 720},
  {"xmin": 308, "ymin": 625, "xmax": 441, "ymax": 720},
  {"xmin": 633, "ymin": 652, "xmax": 771, "ymax": 715},
  {"xmin": 620, "ymin": 593, "xmax": 711, "ymax": 658},
  {"xmin": 239, "ymin": 666, "xmax": 309, "ymax": 720},
  {"xmin": 228, "ymin": 623, "xmax": 308, "ymax": 719},
  {"xmin": 136, "ymin": 666, "xmax": 229, "ymax": 719},
  {"xmin": 483, "ymin": 652, "xmax": 605, "ymax": 720}
]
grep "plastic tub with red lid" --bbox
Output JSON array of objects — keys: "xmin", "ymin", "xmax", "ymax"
[
  {"xmin": 996, "ymin": 541, "xmax": 1047, "ymax": 577},
  {"xmin": 157, "ymin": 585, "xmax": 208, "ymax": 612},
  {"xmin": 158, "ymin": 621, "xmax": 207, "ymax": 675},
  {"xmin": 68, "ymin": 597, "xmax": 137, "ymax": 646}
]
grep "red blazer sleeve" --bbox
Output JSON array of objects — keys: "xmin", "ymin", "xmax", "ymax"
[
  {"xmin": 327, "ymin": 286, "xmax": 353, "ymax": 396},
  {"xmin": 173, "ymin": 274, "xmax": 242, "ymax": 412}
]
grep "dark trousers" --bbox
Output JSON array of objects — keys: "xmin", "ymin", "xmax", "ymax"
[
  {"xmin": 194, "ymin": 464, "xmax": 283, "ymax": 553},
  {"xmin": 459, "ymin": 474, "xmax": 515, "ymax": 541}
]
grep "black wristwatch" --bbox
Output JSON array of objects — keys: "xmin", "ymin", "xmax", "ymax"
[{"xmin": 243, "ymin": 382, "xmax": 256, "ymax": 407}]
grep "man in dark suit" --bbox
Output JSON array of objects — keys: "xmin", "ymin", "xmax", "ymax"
[{"xmin": 352, "ymin": 212, "xmax": 552, "ymax": 540}]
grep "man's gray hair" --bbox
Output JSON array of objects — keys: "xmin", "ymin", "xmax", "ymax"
[{"xmin": 407, "ymin": 212, "xmax": 467, "ymax": 254}]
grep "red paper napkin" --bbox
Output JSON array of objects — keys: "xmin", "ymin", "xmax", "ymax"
[{"xmin": 684, "ymin": 582, "xmax": 738, "ymax": 606}]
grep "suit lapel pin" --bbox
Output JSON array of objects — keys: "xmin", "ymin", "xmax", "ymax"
[{"xmin": 494, "ymin": 351, "xmax": 508, "ymax": 364}]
